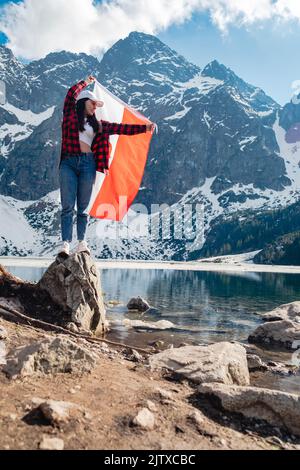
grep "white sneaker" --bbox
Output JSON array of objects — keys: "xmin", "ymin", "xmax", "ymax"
[
  {"xmin": 75, "ymin": 240, "xmax": 91, "ymax": 255},
  {"xmin": 58, "ymin": 241, "xmax": 70, "ymax": 256}
]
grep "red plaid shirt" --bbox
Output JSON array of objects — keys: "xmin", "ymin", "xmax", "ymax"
[{"xmin": 59, "ymin": 80, "xmax": 147, "ymax": 172}]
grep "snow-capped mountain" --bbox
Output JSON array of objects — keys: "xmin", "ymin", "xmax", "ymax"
[{"xmin": 0, "ymin": 31, "xmax": 300, "ymax": 260}]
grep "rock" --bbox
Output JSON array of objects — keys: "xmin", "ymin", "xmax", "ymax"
[
  {"xmin": 149, "ymin": 342, "xmax": 250, "ymax": 386},
  {"xmin": 0, "ymin": 325, "xmax": 8, "ymax": 340},
  {"xmin": 123, "ymin": 319, "xmax": 174, "ymax": 330},
  {"xmin": 198, "ymin": 383, "xmax": 300, "ymax": 436},
  {"xmin": 120, "ymin": 348, "xmax": 143, "ymax": 362},
  {"xmin": 65, "ymin": 322, "xmax": 79, "ymax": 333},
  {"xmin": 132, "ymin": 408, "xmax": 155, "ymax": 430},
  {"xmin": 186, "ymin": 409, "xmax": 219, "ymax": 438},
  {"xmin": 83, "ymin": 410, "xmax": 92, "ymax": 420},
  {"xmin": 39, "ymin": 436, "xmax": 64, "ymax": 450},
  {"xmin": 187, "ymin": 409, "xmax": 205, "ymax": 427},
  {"xmin": 129, "ymin": 349, "xmax": 144, "ymax": 362},
  {"xmin": 37, "ymin": 253, "xmax": 107, "ymax": 334},
  {"xmin": 247, "ymin": 354, "xmax": 296, "ymax": 375},
  {"xmin": 38, "ymin": 399, "xmax": 78, "ymax": 426},
  {"xmin": 100, "ymin": 342, "xmax": 109, "ymax": 351},
  {"xmin": 248, "ymin": 320, "xmax": 300, "ymax": 350},
  {"xmin": 0, "ymin": 297, "xmax": 25, "ymax": 313},
  {"xmin": 127, "ymin": 296, "xmax": 151, "ymax": 312},
  {"xmin": 261, "ymin": 301, "xmax": 300, "ymax": 323},
  {"xmin": 3, "ymin": 336, "xmax": 98, "ymax": 379},
  {"xmin": 268, "ymin": 362, "xmax": 298, "ymax": 376},
  {"xmin": 0, "ymin": 340, "xmax": 7, "ymax": 365},
  {"xmin": 247, "ymin": 354, "xmax": 268, "ymax": 371},
  {"xmin": 233, "ymin": 341, "xmax": 260, "ymax": 355},
  {"xmin": 212, "ymin": 437, "xmax": 228, "ymax": 448},
  {"xmin": 146, "ymin": 400, "xmax": 157, "ymax": 412},
  {"xmin": 155, "ymin": 387, "xmax": 174, "ymax": 403}
]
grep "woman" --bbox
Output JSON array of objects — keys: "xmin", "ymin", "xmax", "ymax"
[{"xmin": 58, "ymin": 75, "xmax": 155, "ymax": 257}]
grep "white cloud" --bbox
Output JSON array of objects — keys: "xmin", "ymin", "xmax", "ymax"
[{"xmin": 0, "ymin": 0, "xmax": 300, "ymax": 60}]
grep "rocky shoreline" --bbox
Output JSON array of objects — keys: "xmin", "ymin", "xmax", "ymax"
[{"xmin": 1, "ymin": 256, "xmax": 300, "ymax": 450}]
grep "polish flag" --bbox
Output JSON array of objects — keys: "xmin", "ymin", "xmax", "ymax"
[{"xmin": 87, "ymin": 80, "xmax": 154, "ymax": 222}]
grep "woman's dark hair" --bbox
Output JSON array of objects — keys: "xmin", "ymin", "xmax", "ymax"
[{"xmin": 76, "ymin": 98, "xmax": 102, "ymax": 133}]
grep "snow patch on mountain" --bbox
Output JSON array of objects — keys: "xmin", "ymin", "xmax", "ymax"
[
  {"xmin": 162, "ymin": 73, "xmax": 223, "ymax": 122},
  {"xmin": 0, "ymin": 195, "xmax": 42, "ymax": 255},
  {"xmin": 239, "ymin": 136, "xmax": 257, "ymax": 150},
  {"xmin": 273, "ymin": 110, "xmax": 300, "ymax": 188},
  {"xmin": 183, "ymin": 72, "xmax": 222, "ymax": 94},
  {"xmin": 199, "ymin": 250, "xmax": 261, "ymax": 264},
  {"xmin": 1, "ymin": 102, "xmax": 55, "ymax": 126},
  {"xmin": 0, "ymin": 102, "xmax": 56, "ymax": 157}
]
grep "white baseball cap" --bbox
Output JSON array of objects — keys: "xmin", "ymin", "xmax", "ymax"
[{"xmin": 76, "ymin": 90, "xmax": 104, "ymax": 106}]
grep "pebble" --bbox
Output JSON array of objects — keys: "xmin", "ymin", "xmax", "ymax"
[
  {"xmin": 133, "ymin": 408, "xmax": 155, "ymax": 430},
  {"xmin": 188, "ymin": 409, "xmax": 205, "ymax": 426},
  {"xmin": 155, "ymin": 387, "xmax": 174, "ymax": 403},
  {"xmin": 39, "ymin": 436, "xmax": 64, "ymax": 450},
  {"xmin": 146, "ymin": 400, "xmax": 157, "ymax": 412}
]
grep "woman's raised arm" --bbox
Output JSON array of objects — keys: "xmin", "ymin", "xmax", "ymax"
[{"xmin": 62, "ymin": 75, "xmax": 96, "ymax": 115}]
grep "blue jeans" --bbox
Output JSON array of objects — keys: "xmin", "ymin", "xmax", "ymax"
[{"xmin": 59, "ymin": 152, "xmax": 96, "ymax": 242}]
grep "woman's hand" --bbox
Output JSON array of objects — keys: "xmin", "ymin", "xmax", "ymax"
[
  {"xmin": 85, "ymin": 75, "xmax": 96, "ymax": 85},
  {"xmin": 146, "ymin": 123, "xmax": 155, "ymax": 133}
]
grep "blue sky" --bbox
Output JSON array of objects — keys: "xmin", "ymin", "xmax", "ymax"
[{"xmin": 0, "ymin": 0, "xmax": 299, "ymax": 106}]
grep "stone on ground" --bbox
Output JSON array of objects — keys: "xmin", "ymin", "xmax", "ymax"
[
  {"xmin": 198, "ymin": 382, "xmax": 300, "ymax": 436},
  {"xmin": 133, "ymin": 408, "xmax": 155, "ymax": 430},
  {"xmin": 3, "ymin": 336, "xmax": 98, "ymax": 379},
  {"xmin": 149, "ymin": 342, "xmax": 250, "ymax": 386},
  {"xmin": 39, "ymin": 436, "xmax": 64, "ymax": 450}
]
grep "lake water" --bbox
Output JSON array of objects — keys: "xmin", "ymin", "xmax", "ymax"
[{"xmin": 4, "ymin": 265, "xmax": 300, "ymax": 349}]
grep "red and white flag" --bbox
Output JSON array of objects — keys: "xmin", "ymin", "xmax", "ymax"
[{"xmin": 87, "ymin": 80, "xmax": 155, "ymax": 222}]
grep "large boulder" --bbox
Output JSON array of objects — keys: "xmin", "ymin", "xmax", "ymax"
[
  {"xmin": 149, "ymin": 342, "xmax": 250, "ymax": 386},
  {"xmin": 3, "ymin": 336, "xmax": 98, "ymax": 379},
  {"xmin": 198, "ymin": 383, "xmax": 300, "ymax": 436},
  {"xmin": 37, "ymin": 253, "xmax": 107, "ymax": 335},
  {"xmin": 261, "ymin": 301, "xmax": 300, "ymax": 323},
  {"xmin": 248, "ymin": 320, "xmax": 300, "ymax": 350}
]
